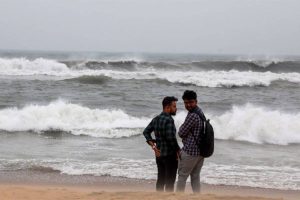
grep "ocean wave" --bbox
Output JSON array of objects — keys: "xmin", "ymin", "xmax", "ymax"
[
  {"xmin": 161, "ymin": 70, "xmax": 300, "ymax": 87},
  {"xmin": 67, "ymin": 59, "xmax": 300, "ymax": 72},
  {"xmin": 58, "ymin": 70, "xmax": 300, "ymax": 88},
  {"xmin": 0, "ymin": 101, "xmax": 300, "ymax": 145},
  {"xmin": 212, "ymin": 104, "xmax": 300, "ymax": 145},
  {"xmin": 76, "ymin": 70, "xmax": 300, "ymax": 88},
  {"xmin": 0, "ymin": 57, "xmax": 71, "ymax": 76},
  {"xmin": 66, "ymin": 59, "xmax": 300, "ymax": 72},
  {"xmin": 0, "ymin": 100, "xmax": 148, "ymax": 138},
  {"xmin": 2, "ymin": 57, "xmax": 300, "ymax": 73},
  {"xmin": 1, "ymin": 158, "xmax": 299, "ymax": 190},
  {"xmin": 1, "ymin": 58, "xmax": 300, "ymax": 87},
  {"xmin": 176, "ymin": 104, "xmax": 300, "ymax": 145},
  {"xmin": 65, "ymin": 75, "xmax": 111, "ymax": 84},
  {"xmin": 63, "ymin": 60, "xmax": 140, "ymax": 71},
  {"xmin": 63, "ymin": 71, "xmax": 300, "ymax": 88}
]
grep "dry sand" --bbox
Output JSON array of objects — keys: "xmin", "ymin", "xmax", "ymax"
[{"xmin": 0, "ymin": 185, "xmax": 284, "ymax": 200}]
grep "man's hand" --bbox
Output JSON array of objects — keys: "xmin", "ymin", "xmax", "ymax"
[
  {"xmin": 148, "ymin": 140, "xmax": 160, "ymax": 157},
  {"xmin": 152, "ymin": 145, "xmax": 161, "ymax": 157}
]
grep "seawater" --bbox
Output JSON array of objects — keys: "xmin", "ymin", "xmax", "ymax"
[{"xmin": 0, "ymin": 50, "xmax": 299, "ymax": 190}]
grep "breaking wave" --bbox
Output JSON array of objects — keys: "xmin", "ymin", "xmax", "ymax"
[
  {"xmin": 212, "ymin": 104, "xmax": 300, "ymax": 145},
  {"xmin": 0, "ymin": 100, "xmax": 149, "ymax": 138},
  {"xmin": 1, "ymin": 57, "xmax": 300, "ymax": 87},
  {"xmin": 0, "ymin": 101, "xmax": 299, "ymax": 145}
]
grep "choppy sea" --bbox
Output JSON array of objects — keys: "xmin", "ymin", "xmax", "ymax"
[{"xmin": 0, "ymin": 50, "xmax": 299, "ymax": 190}]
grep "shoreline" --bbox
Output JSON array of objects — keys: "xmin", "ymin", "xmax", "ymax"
[{"xmin": 0, "ymin": 170, "xmax": 299, "ymax": 200}]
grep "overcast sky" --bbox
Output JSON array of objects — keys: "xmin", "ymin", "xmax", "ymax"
[{"xmin": 1, "ymin": 0, "xmax": 300, "ymax": 55}]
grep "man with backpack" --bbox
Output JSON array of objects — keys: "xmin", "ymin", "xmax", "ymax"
[{"xmin": 176, "ymin": 90, "xmax": 207, "ymax": 193}]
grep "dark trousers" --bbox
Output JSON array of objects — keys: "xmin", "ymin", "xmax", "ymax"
[{"xmin": 155, "ymin": 154, "xmax": 178, "ymax": 192}]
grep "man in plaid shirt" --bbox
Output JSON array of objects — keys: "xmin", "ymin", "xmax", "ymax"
[
  {"xmin": 143, "ymin": 96, "xmax": 180, "ymax": 192},
  {"xmin": 176, "ymin": 90, "xmax": 205, "ymax": 193}
]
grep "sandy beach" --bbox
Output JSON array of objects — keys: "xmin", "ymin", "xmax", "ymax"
[
  {"xmin": 0, "ymin": 170, "xmax": 299, "ymax": 200},
  {"xmin": 0, "ymin": 185, "xmax": 285, "ymax": 200}
]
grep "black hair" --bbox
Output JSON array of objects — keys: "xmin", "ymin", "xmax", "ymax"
[
  {"xmin": 162, "ymin": 96, "xmax": 178, "ymax": 108},
  {"xmin": 182, "ymin": 90, "xmax": 197, "ymax": 100}
]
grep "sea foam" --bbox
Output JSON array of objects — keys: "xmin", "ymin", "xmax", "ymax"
[
  {"xmin": 0, "ymin": 100, "xmax": 148, "ymax": 138},
  {"xmin": 1, "ymin": 158, "xmax": 299, "ymax": 190},
  {"xmin": 0, "ymin": 57, "xmax": 70, "ymax": 76},
  {"xmin": 1, "ymin": 57, "xmax": 300, "ymax": 87},
  {"xmin": 212, "ymin": 104, "xmax": 300, "ymax": 145},
  {"xmin": 0, "ymin": 101, "xmax": 300, "ymax": 145}
]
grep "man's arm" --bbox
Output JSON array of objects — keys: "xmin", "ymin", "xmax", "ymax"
[
  {"xmin": 178, "ymin": 113, "xmax": 198, "ymax": 138},
  {"xmin": 143, "ymin": 119, "xmax": 160, "ymax": 157},
  {"xmin": 143, "ymin": 119, "xmax": 154, "ymax": 142}
]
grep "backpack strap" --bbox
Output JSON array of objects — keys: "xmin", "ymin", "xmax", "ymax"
[{"xmin": 191, "ymin": 109, "xmax": 206, "ymax": 145}]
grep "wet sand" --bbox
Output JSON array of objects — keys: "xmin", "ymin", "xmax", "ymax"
[{"xmin": 0, "ymin": 170, "xmax": 299, "ymax": 200}]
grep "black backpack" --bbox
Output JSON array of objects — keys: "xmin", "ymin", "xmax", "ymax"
[{"xmin": 192, "ymin": 111, "xmax": 214, "ymax": 158}]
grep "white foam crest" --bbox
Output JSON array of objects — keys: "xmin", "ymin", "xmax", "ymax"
[
  {"xmin": 98, "ymin": 57, "xmax": 144, "ymax": 63},
  {"xmin": 0, "ymin": 57, "xmax": 71, "ymax": 76},
  {"xmin": 2, "ymin": 158, "xmax": 299, "ymax": 190},
  {"xmin": 201, "ymin": 162, "xmax": 300, "ymax": 190},
  {"xmin": 54, "ymin": 158, "xmax": 157, "ymax": 179},
  {"xmin": 161, "ymin": 70, "xmax": 300, "ymax": 87},
  {"xmin": 253, "ymin": 60, "xmax": 279, "ymax": 68},
  {"xmin": 235, "ymin": 56, "xmax": 285, "ymax": 67},
  {"xmin": 212, "ymin": 104, "xmax": 300, "ymax": 145},
  {"xmin": 72, "ymin": 70, "xmax": 300, "ymax": 87},
  {"xmin": 53, "ymin": 159, "xmax": 300, "ymax": 190},
  {"xmin": 1, "ymin": 57, "xmax": 300, "ymax": 87},
  {"xmin": 0, "ymin": 100, "xmax": 149, "ymax": 138},
  {"xmin": 175, "ymin": 105, "xmax": 300, "ymax": 145}
]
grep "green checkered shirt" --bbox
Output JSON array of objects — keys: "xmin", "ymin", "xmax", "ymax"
[{"xmin": 143, "ymin": 112, "xmax": 180, "ymax": 156}]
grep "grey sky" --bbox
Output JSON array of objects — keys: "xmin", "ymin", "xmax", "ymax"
[{"xmin": 1, "ymin": 0, "xmax": 300, "ymax": 55}]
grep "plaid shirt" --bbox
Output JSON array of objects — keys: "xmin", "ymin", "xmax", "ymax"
[
  {"xmin": 143, "ymin": 112, "xmax": 180, "ymax": 157},
  {"xmin": 178, "ymin": 106, "xmax": 204, "ymax": 156}
]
